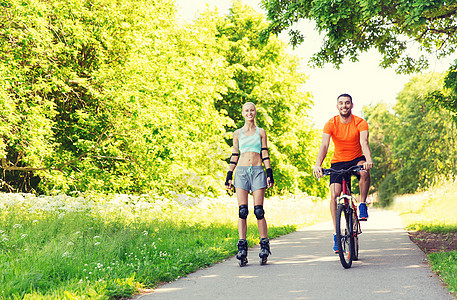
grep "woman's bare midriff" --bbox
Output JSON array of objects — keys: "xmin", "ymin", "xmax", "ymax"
[{"xmin": 238, "ymin": 152, "xmax": 262, "ymax": 167}]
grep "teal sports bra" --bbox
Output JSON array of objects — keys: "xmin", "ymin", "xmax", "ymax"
[{"xmin": 239, "ymin": 127, "xmax": 261, "ymax": 154}]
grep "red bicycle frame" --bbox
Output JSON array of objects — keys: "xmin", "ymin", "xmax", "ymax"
[{"xmin": 341, "ymin": 177, "xmax": 359, "ymax": 221}]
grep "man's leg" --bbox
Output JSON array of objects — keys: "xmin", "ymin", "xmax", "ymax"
[
  {"xmin": 330, "ymin": 183, "xmax": 342, "ymax": 253},
  {"xmin": 357, "ymin": 162, "xmax": 370, "ymax": 203},
  {"xmin": 357, "ymin": 162, "xmax": 370, "ymax": 220},
  {"xmin": 329, "ymin": 183, "xmax": 342, "ymax": 229}
]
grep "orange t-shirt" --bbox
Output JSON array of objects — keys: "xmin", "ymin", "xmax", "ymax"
[{"xmin": 323, "ymin": 115, "xmax": 368, "ymax": 163}]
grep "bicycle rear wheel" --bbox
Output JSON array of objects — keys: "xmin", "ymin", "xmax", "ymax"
[{"xmin": 336, "ymin": 203, "xmax": 354, "ymax": 268}]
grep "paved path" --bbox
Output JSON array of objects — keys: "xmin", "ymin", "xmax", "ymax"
[{"xmin": 135, "ymin": 209, "xmax": 454, "ymax": 300}]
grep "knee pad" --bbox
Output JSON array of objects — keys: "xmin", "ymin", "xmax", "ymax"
[
  {"xmin": 254, "ymin": 205, "xmax": 265, "ymax": 220},
  {"xmin": 239, "ymin": 205, "xmax": 249, "ymax": 219}
]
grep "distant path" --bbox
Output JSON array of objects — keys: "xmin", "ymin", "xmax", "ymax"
[{"xmin": 135, "ymin": 209, "xmax": 454, "ymax": 300}]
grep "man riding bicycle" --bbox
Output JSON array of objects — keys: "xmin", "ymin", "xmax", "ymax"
[{"xmin": 313, "ymin": 93, "xmax": 373, "ymax": 253}]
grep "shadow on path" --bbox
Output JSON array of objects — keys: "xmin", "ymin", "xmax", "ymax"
[{"xmin": 135, "ymin": 209, "xmax": 454, "ymax": 300}]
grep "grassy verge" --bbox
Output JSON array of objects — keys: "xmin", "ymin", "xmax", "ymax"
[
  {"xmin": 429, "ymin": 251, "xmax": 457, "ymax": 296},
  {"xmin": 0, "ymin": 192, "xmax": 329, "ymax": 299},
  {"xmin": 392, "ymin": 179, "xmax": 457, "ymax": 296}
]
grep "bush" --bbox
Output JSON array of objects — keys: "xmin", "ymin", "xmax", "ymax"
[{"xmin": 378, "ymin": 173, "xmax": 398, "ymax": 207}]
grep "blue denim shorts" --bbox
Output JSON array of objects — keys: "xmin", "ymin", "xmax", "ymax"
[{"xmin": 234, "ymin": 166, "xmax": 267, "ymax": 193}]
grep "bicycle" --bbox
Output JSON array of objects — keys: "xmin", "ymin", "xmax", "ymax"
[{"xmin": 322, "ymin": 164, "xmax": 364, "ymax": 269}]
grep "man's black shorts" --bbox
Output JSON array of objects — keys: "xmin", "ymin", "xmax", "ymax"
[{"xmin": 329, "ymin": 156, "xmax": 366, "ymax": 185}]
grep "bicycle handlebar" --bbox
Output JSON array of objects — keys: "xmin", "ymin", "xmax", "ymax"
[{"xmin": 322, "ymin": 164, "xmax": 364, "ymax": 176}]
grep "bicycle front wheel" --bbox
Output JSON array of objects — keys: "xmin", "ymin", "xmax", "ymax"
[
  {"xmin": 336, "ymin": 203, "xmax": 354, "ymax": 268},
  {"xmin": 352, "ymin": 208, "xmax": 360, "ymax": 261}
]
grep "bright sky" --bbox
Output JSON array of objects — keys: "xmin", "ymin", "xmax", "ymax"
[{"xmin": 174, "ymin": 0, "xmax": 452, "ymax": 128}]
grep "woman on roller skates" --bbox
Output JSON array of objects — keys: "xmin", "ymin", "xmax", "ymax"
[{"xmin": 225, "ymin": 102, "xmax": 274, "ymax": 266}]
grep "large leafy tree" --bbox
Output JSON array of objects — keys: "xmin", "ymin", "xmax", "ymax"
[
  {"xmin": 0, "ymin": 0, "xmax": 232, "ymax": 194},
  {"xmin": 207, "ymin": 1, "xmax": 328, "ymax": 196},
  {"xmin": 391, "ymin": 73, "xmax": 457, "ymax": 193},
  {"xmin": 361, "ymin": 102, "xmax": 395, "ymax": 194},
  {"xmin": 261, "ymin": 0, "xmax": 457, "ymax": 117},
  {"xmin": 0, "ymin": 0, "xmax": 328, "ymax": 197},
  {"xmin": 363, "ymin": 73, "xmax": 457, "ymax": 206},
  {"xmin": 261, "ymin": 0, "xmax": 456, "ymax": 73}
]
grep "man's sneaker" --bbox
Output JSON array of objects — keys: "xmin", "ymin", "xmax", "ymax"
[
  {"xmin": 333, "ymin": 234, "xmax": 338, "ymax": 253},
  {"xmin": 359, "ymin": 202, "xmax": 368, "ymax": 221}
]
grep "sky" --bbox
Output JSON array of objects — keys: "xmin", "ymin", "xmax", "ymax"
[{"xmin": 174, "ymin": 0, "xmax": 453, "ymax": 128}]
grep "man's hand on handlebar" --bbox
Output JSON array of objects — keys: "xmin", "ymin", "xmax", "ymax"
[
  {"xmin": 362, "ymin": 161, "xmax": 373, "ymax": 171},
  {"xmin": 313, "ymin": 166, "xmax": 323, "ymax": 179}
]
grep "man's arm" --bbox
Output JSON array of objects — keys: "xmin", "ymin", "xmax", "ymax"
[
  {"xmin": 360, "ymin": 130, "xmax": 373, "ymax": 170},
  {"xmin": 313, "ymin": 133, "xmax": 331, "ymax": 178}
]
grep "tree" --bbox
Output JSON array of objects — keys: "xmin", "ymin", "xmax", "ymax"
[
  {"xmin": 207, "ymin": 1, "xmax": 329, "ymax": 196},
  {"xmin": 362, "ymin": 102, "xmax": 395, "ymax": 193},
  {"xmin": 363, "ymin": 73, "xmax": 457, "ymax": 206},
  {"xmin": 0, "ymin": 0, "xmax": 233, "ymax": 194},
  {"xmin": 391, "ymin": 73, "xmax": 457, "ymax": 193},
  {"xmin": 261, "ymin": 0, "xmax": 457, "ymax": 74}
]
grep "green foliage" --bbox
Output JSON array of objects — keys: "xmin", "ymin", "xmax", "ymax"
[
  {"xmin": 392, "ymin": 74, "xmax": 457, "ymax": 193},
  {"xmin": 0, "ymin": 0, "xmax": 229, "ymax": 195},
  {"xmin": 393, "ymin": 179, "xmax": 457, "ymax": 231},
  {"xmin": 261, "ymin": 0, "xmax": 456, "ymax": 74},
  {"xmin": 262, "ymin": 0, "xmax": 457, "ymax": 125},
  {"xmin": 377, "ymin": 173, "xmax": 397, "ymax": 207},
  {"xmin": 362, "ymin": 102, "xmax": 395, "ymax": 194},
  {"xmin": 429, "ymin": 251, "xmax": 457, "ymax": 296},
  {"xmin": 0, "ymin": 192, "xmax": 328, "ymax": 298},
  {"xmin": 0, "ymin": 0, "xmax": 325, "ymax": 197},
  {"xmin": 364, "ymin": 73, "xmax": 457, "ymax": 206},
  {"xmin": 208, "ymin": 1, "xmax": 327, "ymax": 196},
  {"xmin": 427, "ymin": 60, "xmax": 457, "ymax": 122}
]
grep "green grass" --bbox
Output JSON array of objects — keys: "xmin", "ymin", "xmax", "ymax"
[
  {"xmin": 429, "ymin": 251, "xmax": 457, "ymax": 296},
  {"xmin": 0, "ymin": 192, "xmax": 329, "ymax": 299},
  {"xmin": 393, "ymin": 179, "xmax": 457, "ymax": 296}
]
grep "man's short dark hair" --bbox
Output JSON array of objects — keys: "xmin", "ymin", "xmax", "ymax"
[{"xmin": 337, "ymin": 93, "xmax": 353, "ymax": 103}]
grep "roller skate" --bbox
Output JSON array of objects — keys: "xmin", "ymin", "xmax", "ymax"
[
  {"xmin": 236, "ymin": 239, "xmax": 248, "ymax": 267},
  {"xmin": 259, "ymin": 238, "xmax": 271, "ymax": 265}
]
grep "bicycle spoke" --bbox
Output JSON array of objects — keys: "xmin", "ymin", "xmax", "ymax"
[{"xmin": 336, "ymin": 204, "xmax": 354, "ymax": 269}]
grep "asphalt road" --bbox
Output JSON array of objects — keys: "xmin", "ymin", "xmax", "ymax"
[{"xmin": 135, "ymin": 209, "xmax": 454, "ymax": 300}]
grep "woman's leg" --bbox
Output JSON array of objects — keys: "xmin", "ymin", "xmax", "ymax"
[
  {"xmin": 252, "ymin": 188, "xmax": 267, "ymax": 238},
  {"xmin": 236, "ymin": 187, "xmax": 249, "ymax": 239}
]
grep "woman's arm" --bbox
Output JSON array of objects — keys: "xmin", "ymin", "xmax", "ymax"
[
  {"xmin": 260, "ymin": 129, "xmax": 274, "ymax": 187},
  {"xmin": 225, "ymin": 130, "xmax": 239, "ymax": 189}
]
